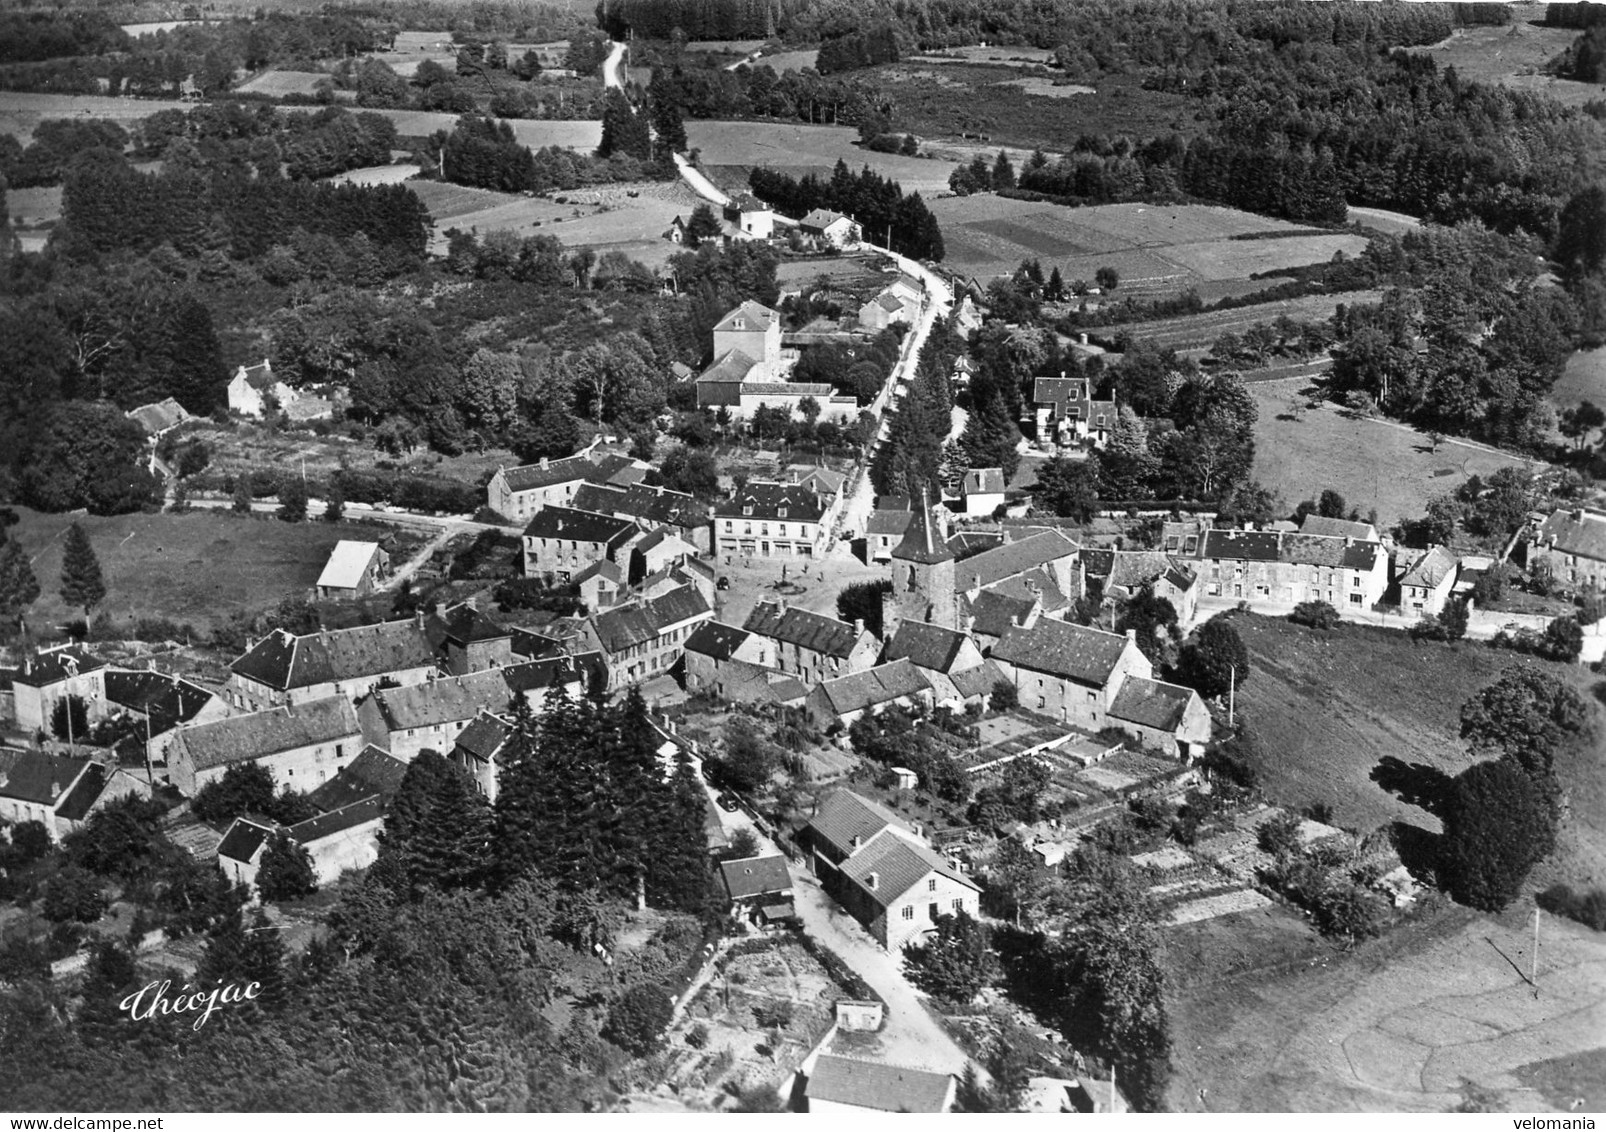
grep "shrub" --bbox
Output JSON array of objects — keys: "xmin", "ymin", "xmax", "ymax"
[
  {"xmin": 685, "ymin": 1021, "xmax": 710, "ymax": 1049},
  {"xmin": 752, "ymin": 1000, "xmax": 793, "ymax": 1029},
  {"xmin": 1289, "ymin": 600, "xmax": 1339, "ymax": 630},
  {"xmin": 1536, "ymin": 884, "xmax": 1606, "ymax": 931},
  {"xmin": 605, "ymin": 983, "xmax": 674, "ymax": 1056},
  {"xmin": 42, "ymin": 864, "xmax": 105, "ymax": 923},
  {"xmin": 1257, "ymin": 811, "xmax": 1302, "ymax": 857}
]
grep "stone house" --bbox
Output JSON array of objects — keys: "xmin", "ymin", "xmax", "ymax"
[
  {"xmin": 1529, "ymin": 506, "xmax": 1606, "ymax": 591},
  {"xmin": 521, "ymin": 505, "xmax": 641, "ymax": 583},
  {"xmin": 165, "ymin": 695, "xmax": 363, "ymax": 796},
  {"xmin": 742, "ymin": 600, "xmax": 879, "ymax": 686},
  {"xmin": 484, "ymin": 446, "xmax": 650, "ymax": 525},
  {"xmin": 314, "ymin": 540, "xmax": 391, "ymax": 600},
  {"xmin": 804, "ymin": 658, "xmax": 934, "ymax": 729},
  {"xmin": 1399, "ymin": 545, "xmax": 1459, "ymax": 617},
  {"xmin": 10, "ymin": 647, "xmax": 110, "ymax": 735},
  {"xmin": 226, "ymin": 619, "xmax": 438, "ymax": 713},
  {"xmin": 989, "ymin": 619, "xmax": 1150, "ymax": 731},
  {"xmin": 589, "ymin": 583, "xmax": 714, "ymax": 690}
]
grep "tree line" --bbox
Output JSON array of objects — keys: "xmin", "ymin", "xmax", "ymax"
[{"xmin": 749, "ymin": 159, "xmax": 945, "ymax": 260}]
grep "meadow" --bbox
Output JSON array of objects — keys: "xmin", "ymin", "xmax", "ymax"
[
  {"xmin": 1103, "ymin": 290, "xmax": 1383, "ymax": 353},
  {"xmin": 0, "ymin": 91, "xmax": 190, "ymax": 143},
  {"xmin": 234, "ymin": 70, "xmax": 329, "ymax": 97},
  {"xmin": 686, "ymin": 120, "xmax": 954, "ymax": 195},
  {"xmin": 1418, "ymin": 14, "xmax": 1604, "ymax": 108},
  {"xmin": 1548, "ymin": 348, "xmax": 1606, "ymax": 411}
]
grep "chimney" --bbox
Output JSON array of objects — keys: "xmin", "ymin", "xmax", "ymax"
[
  {"xmin": 776, "ymin": 597, "xmax": 787, "ymax": 614},
  {"xmin": 414, "ymin": 608, "xmax": 425, "ymax": 629},
  {"xmin": 1576, "ymin": 508, "xmax": 1586, "ymax": 523},
  {"xmin": 50, "ymin": 781, "xmax": 61, "ymax": 798},
  {"xmin": 964, "ymin": 614, "xmax": 975, "ymax": 634},
  {"xmin": 1346, "ymin": 536, "xmax": 1354, "ymax": 547},
  {"xmin": 851, "ymin": 834, "xmax": 862, "ymax": 850},
  {"xmin": 853, "ymin": 618, "xmax": 864, "ymax": 636},
  {"xmin": 1126, "ymin": 628, "xmax": 1136, "ymax": 643},
  {"xmin": 866, "ymin": 872, "xmax": 879, "ymax": 890},
  {"xmin": 540, "ymin": 456, "xmax": 549, "ymax": 470}
]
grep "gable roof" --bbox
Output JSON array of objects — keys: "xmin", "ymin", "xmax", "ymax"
[
  {"xmin": 235, "ymin": 360, "xmax": 275, "ymax": 391},
  {"xmin": 963, "ymin": 589, "xmax": 1037, "ymax": 638},
  {"xmin": 169, "ymin": 696, "xmax": 361, "ymax": 774},
  {"xmin": 684, "ymin": 621, "xmax": 753, "ymax": 662},
  {"xmin": 1401, "ymin": 545, "xmax": 1458, "ymax": 589},
  {"xmin": 0, "ymin": 749, "xmax": 91, "ymax": 806},
  {"xmin": 713, "ymin": 301, "xmax": 780, "ymax": 334},
  {"xmin": 289, "ymin": 796, "xmax": 383, "ymax": 844},
  {"xmin": 316, "ymin": 540, "xmax": 383, "ymax": 590},
  {"xmin": 1108, "ymin": 677, "xmax": 1198, "ymax": 732},
  {"xmin": 714, "ymin": 480, "xmax": 829, "ymax": 523},
  {"xmin": 807, "ymin": 1055, "xmax": 954, "ymax": 1113},
  {"xmin": 11, "ymin": 647, "xmax": 108, "ymax": 688},
  {"xmin": 962, "ymin": 468, "xmax": 1006, "ymax": 495},
  {"xmin": 883, "ymin": 621, "xmax": 970, "ymax": 673},
  {"xmin": 744, "ymin": 601, "xmax": 864, "ymax": 658},
  {"xmin": 992, "ymin": 619, "xmax": 1131, "ymax": 687},
  {"xmin": 103, "ymin": 669, "xmax": 220, "ymax": 731},
  {"xmin": 127, "ymin": 397, "xmax": 190, "ymax": 435},
  {"xmin": 813, "ymin": 659, "xmax": 931, "ymax": 717},
  {"xmin": 950, "ymin": 659, "xmax": 1006, "ymax": 699},
  {"xmin": 230, "ymin": 621, "xmax": 435, "ymax": 692},
  {"xmin": 452, "ymin": 711, "xmax": 514, "ymax": 763},
  {"xmin": 572, "ymin": 481, "xmax": 704, "ymax": 529},
  {"xmin": 699, "ymin": 348, "xmax": 760, "ymax": 385},
  {"xmin": 1300, "ymin": 515, "xmax": 1379, "ymax": 542},
  {"xmin": 840, "ymin": 828, "xmax": 979, "ymax": 909},
  {"xmin": 424, "ymin": 602, "xmax": 509, "ymax": 651},
  {"xmin": 55, "ymin": 762, "xmax": 113, "ymax": 822},
  {"xmin": 1538, "ymin": 507, "xmax": 1606, "ymax": 562},
  {"xmin": 217, "ymin": 817, "xmax": 274, "ymax": 864},
  {"xmin": 1201, "ymin": 528, "xmax": 1281, "ymax": 563},
  {"xmin": 719, "ymin": 854, "xmax": 793, "ymax": 900},
  {"xmin": 725, "ymin": 192, "xmax": 769, "ymax": 214},
  {"xmin": 592, "ymin": 585, "xmax": 712, "ymax": 654},
  {"xmin": 306, "ymin": 745, "xmax": 408, "ymax": 811},
  {"xmin": 955, "ymin": 531, "xmax": 1076, "ymax": 591},
  {"xmin": 497, "ymin": 450, "xmax": 644, "ymax": 495},
  {"xmin": 807, "ymin": 789, "xmax": 912, "ymax": 859},
  {"xmin": 866, "ymin": 508, "xmax": 913, "ymax": 538},
  {"xmin": 800, "ymin": 208, "xmax": 850, "ymax": 230},
  {"xmin": 522, "ymin": 505, "xmax": 638, "ymax": 545}
]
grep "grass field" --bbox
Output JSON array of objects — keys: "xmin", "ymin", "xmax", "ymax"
[
  {"xmin": 373, "ymin": 108, "xmax": 601, "ymax": 148},
  {"xmin": 9, "ymin": 507, "xmax": 393, "ymax": 634},
  {"xmin": 1347, "ymin": 205, "xmax": 1423, "ymax": 235},
  {"xmin": 0, "ymin": 92, "xmax": 190, "ymax": 143},
  {"xmin": 1549, "ymin": 348, "xmax": 1606, "ymax": 411},
  {"xmin": 754, "ymin": 48, "xmax": 817, "ymax": 72},
  {"xmin": 1249, "ymin": 378, "xmax": 1531, "ymax": 530},
  {"xmin": 929, "ymin": 196, "xmax": 1367, "ymax": 292},
  {"xmin": 5, "ymin": 184, "xmax": 63, "ymax": 226},
  {"xmin": 1106, "ymin": 291, "xmax": 1382, "ymax": 353},
  {"xmin": 687, "ymin": 120, "xmax": 954, "ymax": 194},
  {"xmin": 328, "ymin": 162, "xmax": 421, "ymax": 185},
  {"xmin": 1418, "ymin": 14, "xmax": 1605, "ymax": 108},
  {"xmin": 235, "ymin": 70, "xmax": 329, "ymax": 97}
]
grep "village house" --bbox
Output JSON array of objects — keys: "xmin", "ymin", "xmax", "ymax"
[
  {"xmin": 804, "ymin": 658, "xmax": 934, "ymax": 729},
  {"xmin": 165, "ymin": 695, "xmax": 363, "ymax": 796},
  {"xmin": 1194, "ymin": 528, "xmax": 1389, "ymax": 610},
  {"xmin": 357, "ymin": 656, "xmax": 592, "ymax": 760},
  {"xmin": 713, "ymin": 480, "xmax": 840, "ymax": 562},
  {"xmin": 696, "ymin": 301, "xmax": 858, "ymax": 423},
  {"xmin": 1300, "ymin": 514, "xmax": 1381, "ymax": 542},
  {"xmin": 572, "ymin": 481, "xmax": 710, "ymax": 555},
  {"xmin": 218, "ymin": 791, "xmax": 388, "ymax": 896},
  {"xmin": 989, "ymin": 619, "xmax": 1150, "ymax": 732},
  {"xmin": 9, "ymin": 647, "xmax": 110, "ymax": 735},
  {"xmin": 423, "ymin": 601, "xmax": 513, "ymax": 675},
  {"xmin": 306, "ymin": 744, "xmax": 409, "ymax": 813},
  {"xmin": 865, "ymin": 496, "xmax": 913, "ymax": 562},
  {"xmin": 574, "ymin": 559, "xmax": 626, "ymax": 610},
  {"xmin": 1028, "ymin": 374, "xmax": 1117, "ymax": 448},
  {"xmin": 449, "ymin": 710, "xmax": 515, "ymax": 801},
  {"xmin": 484, "ymin": 445, "xmax": 651, "ymax": 524},
  {"xmin": 805, "ymin": 1055, "xmax": 956, "ymax": 1115},
  {"xmin": 723, "ymin": 192, "xmax": 775, "ymax": 239},
  {"xmin": 1399, "ymin": 545, "xmax": 1460, "ymax": 617},
  {"xmin": 879, "ymin": 620, "xmax": 999, "ymax": 709},
  {"xmin": 960, "ymin": 468, "xmax": 1006, "ymax": 517},
  {"xmin": 743, "ymin": 600, "xmax": 879, "ymax": 686},
  {"xmin": 315, "ymin": 540, "xmax": 391, "ymax": 600},
  {"xmin": 125, "ymin": 398, "xmax": 192, "ymax": 475},
  {"xmin": 521, "ymin": 506, "xmax": 642, "ymax": 582},
  {"xmin": 226, "ymin": 619, "xmax": 438, "ymax": 713},
  {"xmin": 960, "ymin": 589, "xmax": 1041, "ymax": 651},
  {"xmin": 630, "ymin": 527, "xmax": 700, "ymax": 582},
  {"xmin": 1107, "ymin": 676, "xmax": 1213, "ymax": 760},
  {"xmin": 226, "ymin": 360, "xmax": 297, "ymax": 418},
  {"xmin": 683, "ymin": 622, "xmax": 808, "ymax": 706},
  {"xmin": 0, "ymin": 750, "xmax": 151, "ymax": 843},
  {"xmin": 718, "ymin": 853, "xmax": 796, "ymax": 927},
  {"xmin": 1529, "ymin": 506, "xmax": 1606, "ymax": 591},
  {"xmin": 663, "ymin": 215, "xmax": 686, "ymax": 244},
  {"xmin": 589, "ymin": 583, "xmax": 714, "ymax": 690},
  {"xmin": 799, "ymin": 208, "xmax": 860, "ymax": 249},
  {"xmin": 103, "ymin": 668, "xmax": 233, "ymax": 767},
  {"xmin": 857, "ymin": 275, "xmax": 923, "ymax": 332},
  {"xmin": 800, "ymin": 789, "xmax": 980, "ymax": 952},
  {"xmin": 1080, "ymin": 549, "xmax": 1201, "ymax": 624}
]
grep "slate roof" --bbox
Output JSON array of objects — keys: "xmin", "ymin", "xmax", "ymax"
[
  {"xmin": 873, "ymin": 292, "xmax": 905, "ymax": 313},
  {"xmin": 573, "ymin": 559, "xmax": 624, "ymax": 587},
  {"xmin": 217, "ymin": 817, "xmax": 274, "ymax": 863},
  {"xmin": 866, "ymin": 508, "xmax": 913, "ymax": 538},
  {"xmin": 1081, "ymin": 549, "xmax": 1115, "ymax": 579},
  {"xmin": 169, "ymin": 696, "xmax": 361, "ymax": 773},
  {"xmin": 592, "ymin": 585, "xmax": 712, "ymax": 654},
  {"xmin": 807, "ymin": 789, "xmax": 911, "ymax": 859},
  {"xmin": 698, "ymin": 348, "xmax": 760, "ymax": 385},
  {"xmin": 497, "ymin": 451, "xmax": 642, "ymax": 494},
  {"xmin": 104, "ymin": 670, "xmax": 219, "ymax": 730},
  {"xmin": 954, "ymin": 531, "xmax": 1076, "ymax": 591},
  {"xmin": 719, "ymin": 854, "xmax": 793, "ymax": 901},
  {"xmin": 572, "ymin": 481, "xmax": 704, "ymax": 528},
  {"xmin": 503, "ymin": 652, "xmax": 602, "ymax": 696},
  {"xmin": 839, "ymin": 829, "xmax": 978, "ymax": 910},
  {"xmin": 1201, "ymin": 528, "xmax": 1282, "ymax": 563},
  {"xmin": 991, "ymin": 619, "xmax": 1131, "ymax": 687},
  {"xmin": 883, "ymin": 621, "xmax": 970, "ymax": 673},
  {"xmin": 892, "ymin": 501, "xmax": 953, "ymax": 565},
  {"xmin": 452, "ymin": 712, "xmax": 513, "ymax": 763},
  {"xmin": 235, "ymin": 361, "xmax": 275, "ymax": 391},
  {"xmin": 11, "ymin": 648, "xmax": 108, "ymax": 688},
  {"xmin": 962, "ymin": 468, "xmax": 1006, "ymax": 495},
  {"xmin": 812, "ymin": 659, "xmax": 931, "ymax": 717},
  {"xmin": 744, "ymin": 601, "xmax": 863, "ymax": 659},
  {"xmin": 230, "ymin": 621, "xmax": 435, "ymax": 692},
  {"xmin": 54, "ymin": 763, "xmax": 113, "ymax": 822},
  {"xmin": 1108, "ymin": 677, "xmax": 1197, "ymax": 732},
  {"xmin": 0, "ymin": 750, "xmax": 91, "ymax": 806},
  {"xmin": 289, "ymin": 796, "xmax": 382, "ymax": 844},
  {"xmin": 306, "ymin": 745, "xmax": 408, "ymax": 811},
  {"xmin": 950, "ymin": 660, "xmax": 1006, "ymax": 699},
  {"xmin": 1401, "ymin": 545, "xmax": 1458, "ymax": 589},
  {"xmin": 985, "ymin": 566, "xmax": 1068, "ymax": 611},
  {"xmin": 522, "ymin": 505, "xmax": 638, "ymax": 545},
  {"xmin": 714, "ymin": 480, "xmax": 828, "ymax": 523},
  {"xmin": 742, "ymin": 381, "xmax": 835, "ymax": 395},
  {"xmin": 684, "ymin": 622, "xmax": 752, "ymax": 662},
  {"xmin": 806, "ymin": 1056, "xmax": 954, "ymax": 1113},
  {"xmin": 1299, "ymin": 515, "xmax": 1378, "ymax": 541},
  {"xmin": 1537, "ymin": 507, "xmax": 1606, "ymax": 562},
  {"xmin": 962, "ymin": 590, "xmax": 1037, "ymax": 638},
  {"xmin": 1282, "ymin": 534, "xmax": 1383, "ymax": 571},
  {"xmin": 725, "ymin": 192, "xmax": 769, "ymax": 214},
  {"xmin": 713, "ymin": 300, "xmax": 780, "ymax": 334},
  {"xmin": 127, "ymin": 397, "xmax": 190, "ymax": 435},
  {"xmin": 424, "ymin": 603, "xmax": 509, "ymax": 651},
  {"xmin": 948, "ymin": 529, "xmax": 1004, "ymax": 558},
  {"xmin": 316, "ymin": 540, "xmax": 383, "ymax": 590}
]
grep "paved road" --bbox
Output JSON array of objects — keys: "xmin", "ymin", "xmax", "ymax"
[
  {"xmin": 673, "ymin": 153, "xmax": 732, "ymax": 207},
  {"xmin": 601, "ymin": 39, "xmax": 627, "ymax": 91}
]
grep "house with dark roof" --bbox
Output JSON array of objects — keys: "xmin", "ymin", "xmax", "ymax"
[
  {"xmin": 103, "ymin": 668, "xmax": 233, "ymax": 766},
  {"xmin": 743, "ymin": 600, "xmax": 878, "ymax": 687},
  {"xmin": 806, "ymin": 1055, "xmax": 956, "ymax": 1114},
  {"xmin": 572, "ymin": 481, "xmax": 710, "ymax": 554},
  {"xmin": 718, "ymin": 854, "xmax": 796, "ymax": 925},
  {"xmin": 0, "ymin": 750, "xmax": 148, "ymax": 842},
  {"xmin": 521, "ymin": 505, "xmax": 642, "ymax": 583},
  {"xmin": 306, "ymin": 745, "xmax": 408, "ymax": 812},
  {"xmin": 801, "ymin": 790, "xmax": 979, "ymax": 951},
  {"xmin": 953, "ymin": 530, "xmax": 1080, "ymax": 610},
  {"xmin": 219, "ymin": 795, "xmax": 388, "ymax": 897},
  {"xmin": 713, "ymin": 479, "xmax": 843, "ymax": 562},
  {"xmin": 683, "ymin": 621, "xmax": 803, "ymax": 705},
  {"xmin": 485, "ymin": 445, "xmax": 651, "ymax": 524},
  {"xmin": 424, "ymin": 601, "xmax": 513, "ymax": 675},
  {"xmin": 958, "ymin": 589, "xmax": 1040, "ymax": 648},
  {"xmin": 1196, "ymin": 527, "xmax": 1387, "ymax": 611},
  {"xmin": 1029, "ymin": 374, "xmax": 1116, "ymax": 448},
  {"xmin": 217, "ymin": 816, "xmax": 275, "ymax": 890},
  {"xmin": 880, "ymin": 621, "xmax": 991, "ymax": 707},
  {"xmin": 1530, "ymin": 506, "xmax": 1606, "ymax": 592},
  {"xmin": 588, "ymin": 583, "xmax": 714, "ymax": 690},
  {"xmin": 227, "ymin": 619, "xmax": 437, "ymax": 713},
  {"xmin": 1081, "ymin": 549, "xmax": 1200, "ymax": 623},
  {"xmin": 10, "ymin": 647, "xmax": 110, "ymax": 734},
  {"xmin": 697, "ymin": 301, "xmax": 857, "ymax": 423},
  {"xmin": 1398, "ymin": 545, "xmax": 1459, "ymax": 617},
  {"xmin": 1299, "ymin": 514, "xmax": 1380, "ymax": 543},
  {"xmin": 449, "ymin": 711, "xmax": 515, "ymax": 802},
  {"xmin": 804, "ymin": 658, "xmax": 933, "ymax": 729},
  {"xmin": 166, "ymin": 695, "xmax": 363, "ymax": 796},
  {"xmin": 1108, "ymin": 675, "xmax": 1211, "ymax": 759},
  {"xmin": 990, "ymin": 620, "xmax": 1151, "ymax": 733},
  {"xmin": 723, "ymin": 193, "xmax": 774, "ymax": 238},
  {"xmin": 866, "ymin": 502, "xmax": 914, "ymax": 563}
]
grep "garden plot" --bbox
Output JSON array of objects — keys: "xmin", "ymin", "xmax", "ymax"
[
  {"xmin": 236, "ymin": 70, "xmax": 330, "ymax": 97},
  {"xmin": 1169, "ymin": 889, "xmax": 1274, "ymax": 925}
]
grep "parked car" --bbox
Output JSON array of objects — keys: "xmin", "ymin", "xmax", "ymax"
[
  {"xmin": 716, "ymin": 576, "xmax": 731, "ymax": 591},
  {"xmin": 717, "ymin": 793, "xmax": 741, "ymax": 812}
]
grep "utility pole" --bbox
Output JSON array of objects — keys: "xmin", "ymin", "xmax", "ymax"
[
  {"xmin": 1228, "ymin": 664, "xmax": 1236, "ymax": 726},
  {"xmin": 1532, "ymin": 907, "xmax": 1541, "ymax": 997}
]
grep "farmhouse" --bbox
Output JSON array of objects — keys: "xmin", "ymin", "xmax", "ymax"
[
  {"xmin": 799, "ymin": 208, "xmax": 860, "ymax": 249},
  {"xmin": 1398, "ymin": 545, "xmax": 1459, "ymax": 617},
  {"xmin": 1107, "ymin": 676, "xmax": 1212, "ymax": 760},
  {"xmin": 449, "ymin": 711, "xmax": 515, "ymax": 801},
  {"xmin": 166, "ymin": 695, "xmax": 363, "ymax": 796},
  {"xmin": 572, "ymin": 481, "xmax": 710, "ymax": 554},
  {"xmin": 219, "ymin": 794, "xmax": 389, "ymax": 895},
  {"xmin": 589, "ymin": 583, "xmax": 714, "ymax": 690},
  {"xmin": 806, "ymin": 1055, "xmax": 956, "ymax": 1114},
  {"xmin": 713, "ymin": 480, "xmax": 840, "ymax": 561},
  {"xmin": 423, "ymin": 601, "xmax": 513, "ymax": 675},
  {"xmin": 226, "ymin": 620, "xmax": 437, "ymax": 712},
  {"xmin": 743, "ymin": 599, "xmax": 879, "ymax": 686},
  {"xmin": 960, "ymin": 468, "xmax": 1006, "ymax": 517},
  {"xmin": 718, "ymin": 854, "xmax": 796, "ymax": 925},
  {"xmin": 0, "ymin": 750, "xmax": 149, "ymax": 843},
  {"xmin": 857, "ymin": 275, "xmax": 922, "ymax": 332},
  {"xmin": 990, "ymin": 620, "xmax": 1150, "ymax": 732},
  {"xmin": 521, "ymin": 506, "xmax": 641, "ymax": 582},
  {"xmin": 9, "ymin": 647, "xmax": 110, "ymax": 735},
  {"xmin": 804, "ymin": 658, "xmax": 934, "ymax": 729},
  {"xmin": 723, "ymin": 192, "xmax": 774, "ymax": 239},
  {"xmin": 1529, "ymin": 506, "xmax": 1606, "ymax": 591},
  {"xmin": 315, "ymin": 540, "xmax": 391, "ymax": 599},
  {"xmin": 800, "ymin": 789, "xmax": 979, "ymax": 952},
  {"xmin": 1081, "ymin": 549, "xmax": 1200, "ymax": 624},
  {"xmin": 126, "ymin": 398, "xmax": 192, "ymax": 474},
  {"xmin": 1194, "ymin": 528, "xmax": 1388, "ymax": 610},
  {"xmin": 485, "ymin": 445, "xmax": 651, "ymax": 524},
  {"xmin": 1028, "ymin": 374, "xmax": 1116, "ymax": 448},
  {"xmin": 227, "ymin": 360, "xmax": 296, "ymax": 418},
  {"xmin": 683, "ymin": 622, "xmax": 807, "ymax": 705},
  {"xmin": 103, "ymin": 668, "xmax": 233, "ymax": 767}
]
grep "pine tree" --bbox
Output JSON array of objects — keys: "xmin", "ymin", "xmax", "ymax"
[
  {"xmin": 277, "ymin": 476, "xmax": 308, "ymax": 522},
  {"xmin": 381, "ymin": 749, "xmax": 493, "ymax": 894},
  {"xmin": 59, "ymin": 522, "xmax": 106, "ymax": 617},
  {"xmin": 256, "ymin": 830, "xmax": 318, "ymax": 901},
  {"xmin": 0, "ymin": 534, "xmax": 41, "ymax": 628},
  {"xmin": 232, "ymin": 477, "xmax": 254, "ymax": 513}
]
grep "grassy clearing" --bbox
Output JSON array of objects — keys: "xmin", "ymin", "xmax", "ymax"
[
  {"xmin": 374, "ymin": 108, "xmax": 601, "ymax": 149},
  {"xmin": 6, "ymin": 184, "xmax": 63, "ymax": 226},
  {"xmin": 9, "ymin": 507, "xmax": 401, "ymax": 634},
  {"xmin": 328, "ymin": 163, "xmax": 421, "ymax": 186},
  {"xmin": 0, "ymin": 92, "xmax": 190, "ymax": 144},
  {"xmin": 193, "ymin": 421, "xmax": 513, "ymax": 491},
  {"xmin": 1109, "ymin": 291, "xmax": 1382, "ymax": 353},
  {"xmin": 1549, "ymin": 348, "xmax": 1606, "ymax": 411},
  {"xmin": 1249, "ymin": 378, "xmax": 1531, "ymax": 530},
  {"xmin": 235, "ymin": 70, "xmax": 328, "ymax": 97},
  {"xmin": 686, "ymin": 120, "xmax": 953, "ymax": 194},
  {"xmin": 1418, "ymin": 15, "xmax": 1604, "ymax": 108}
]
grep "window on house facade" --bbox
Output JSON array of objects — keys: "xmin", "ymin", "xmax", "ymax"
[
  {"xmin": 953, "ymin": 899, "xmax": 963, "ymax": 912},
  {"xmin": 928, "ymin": 878, "xmax": 936, "ymax": 892},
  {"xmin": 901, "ymin": 905, "xmax": 914, "ymax": 920}
]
